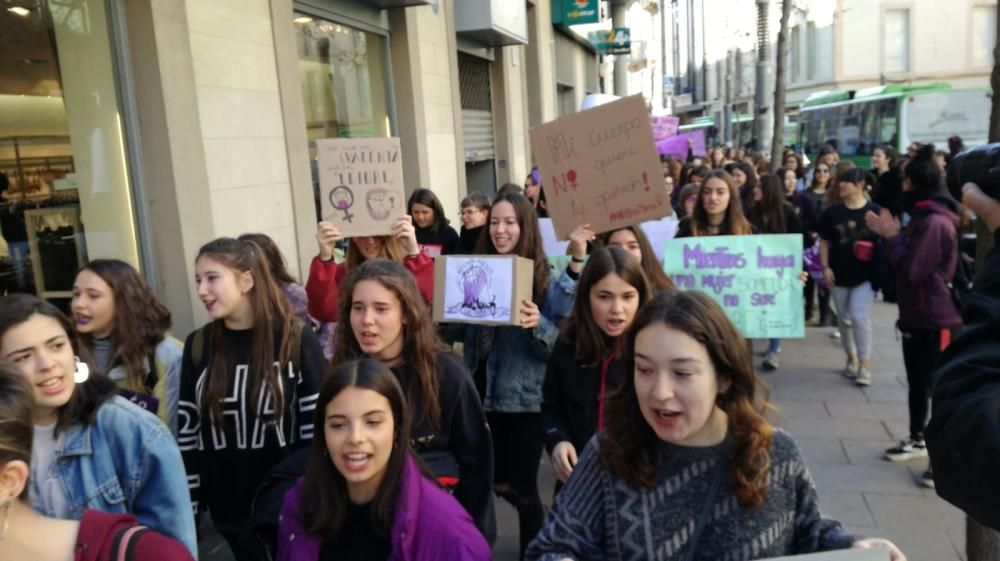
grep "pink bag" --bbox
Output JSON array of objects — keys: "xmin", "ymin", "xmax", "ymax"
[{"xmin": 853, "ymin": 240, "xmax": 875, "ymax": 263}]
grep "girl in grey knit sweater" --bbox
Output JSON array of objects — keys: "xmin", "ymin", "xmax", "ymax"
[{"xmin": 526, "ymin": 291, "xmax": 905, "ymax": 561}]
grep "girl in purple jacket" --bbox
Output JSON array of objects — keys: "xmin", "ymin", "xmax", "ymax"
[
  {"xmin": 865, "ymin": 144, "xmax": 962, "ymax": 489},
  {"xmin": 276, "ymin": 358, "xmax": 491, "ymax": 561}
]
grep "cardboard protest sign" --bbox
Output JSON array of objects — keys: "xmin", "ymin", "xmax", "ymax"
[
  {"xmin": 656, "ymin": 129, "xmax": 708, "ymax": 158},
  {"xmin": 530, "ymin": 95, "xmax": 669, "ymax": 240},
  {"xmin": 639, "ymin": 216, "xmax": 679, "ymax": 264},
  {"xmin": 760, "ymin": 548, "xmax": 889, "ymax": 561},
  {"xmin": 316, "ymin": 137, "xmax": 405, "ymax": 237},
  {"xmin": 663, "ymin": 234, "xmax": 805, "ymax": 339},
  {"xmin": 433, "ymin": 255, "xmax": 534, "ymax": 326},
  {"xmin": 650, "ymin": 115, "xmax": 680, "ymax": 140}
]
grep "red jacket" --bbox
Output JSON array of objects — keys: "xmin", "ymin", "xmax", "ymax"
[
  {"xmin": 305, "ymin": 254, "xmax": 435, "ymax": 322},
  {"xmin": 75, "ymin": 509, "xmax": 195, "ymax": 561}
]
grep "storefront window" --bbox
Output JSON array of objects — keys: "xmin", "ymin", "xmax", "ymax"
[
  {"xmin": 0, "ymin": 0, "xmax": 139, "ymax": 300},
  {"xmin": 294, "ymin": 12, "xmax": 393, "ymax": 219}
]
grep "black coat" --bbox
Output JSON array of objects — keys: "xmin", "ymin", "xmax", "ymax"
[
  {"xmin": 541, "ymin": 339, "xmax": 625, "ymax": 455},
  {"xmin": 926, "ymin": 227, "xmax": 1000, "ymax": 530}
]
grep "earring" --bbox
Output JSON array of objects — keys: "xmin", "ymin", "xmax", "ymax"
[
  {"xmin": 73, "ymin": 357, "xmax": 90, "ymax": 383},
  {"xmin": 0, "ymin": 498, "xmax": 10, "ymax": 541}
]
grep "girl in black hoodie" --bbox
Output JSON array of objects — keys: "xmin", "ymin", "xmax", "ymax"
[
  {"xmin": 409, "ymin": 188, "xmax": 460, "ymax": 257},
  {"xmin": 541, "ymin": 247, "xmax": 655, "ymax": 493},
  {"xmin": 331, "ymin": 259, "xmax": 494, "ymax": 541}
]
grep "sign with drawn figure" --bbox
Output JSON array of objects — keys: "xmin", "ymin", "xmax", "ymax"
[
  {"xmin": 316, "ymin": 137, "xmax": 406, "ymax": 237},
  {"xmin": 663, "ymin": 234, "xmax": 805, "ymax": 339},
  {"xmin": 529, "ymin": 95, "xmax": 669, "ymax": 240},
  {"xmin": 760, "ymin": 548, "xmax": 889, "ymax": 561},
  {"xmin": 433, "ymin": 255, "xmax": 534, "ymax": 326},
  {"xmin": 649, "ymin": 115, "xmax": 680, "ymax": 141}
]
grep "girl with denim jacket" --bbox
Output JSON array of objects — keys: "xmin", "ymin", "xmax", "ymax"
[
  {"xmin": 463, "ymin": 192, "xmax": 591, "ymax": 558},
  {"xmin": 0, "ymin": 363, "xmax": 195, "ymax": 561},
  {"xmin": 179, "ymin": 238, "xmax": 325, "ymax": 561},
  {"xmin": 0, "ymin": 294, "xmax": 196, "ymax": 557},
  {"xmin": 331, "ymin": 259, "xmax": 494, "ymax": 542},
  {"xmin": 71, "ymin": 259, "xmax": 183, "ymax": 435}
]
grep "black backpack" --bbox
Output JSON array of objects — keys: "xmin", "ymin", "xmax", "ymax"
[{"xmin": 942, "ymin": 252, "xmax": 975, "ymax": 313}]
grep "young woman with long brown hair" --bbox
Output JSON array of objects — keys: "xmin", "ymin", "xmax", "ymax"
[
  {"xmin": 277, "ymin": 359, "xmax": 490, "ymax": 560},
  {"xmin": 178, "ymin": 237, "xmax": 325, "ymax": 560},
  {"xmin": 464, "ymin": 192, "xmax": 590, "ymax": 558},
  {"xmin": 675, "ymin": 170, "xmax": 754, "ymax": 238},
  {"xmin": 71, "ymin": 259, "xmax": 182, "ymax": 433},
  {"xmin": 527, "ymin": 291, "xmax": 906, "ymax": 561},
  {"xmin": 305, "ymin": 215, "xmax": 433, "ymax": 323},
  {"xmin": 331, "ymin": 259, "xmax": 493, "ymax": 539},
  {"xmin": 541, "ymin": 247, "xmax": 654, "ymax": 492}
]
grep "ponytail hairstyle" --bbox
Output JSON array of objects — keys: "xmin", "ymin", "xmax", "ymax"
[
  {"xmin": 407, "ymin": 188, "xmax": 450, "ymax": 232},
  {"xmin": 904, "ymin": 143, "xmax": 946, "ymax": 201},
  {"xmin": 332, "ymin": 259, "xmax": 445, "ymax": 429},
  {"xmin": 237, "ymin": 233, "xmax": 297, "ymax": 285},
  {"xmin": 476, "ymin": 192, "xmax": 551, "ymax": 303},
  {"xmin": 75, "ymin": 260, "xmax": 172, "ymax": 390},
  {"xmin": 0, "ymin": 295, "xmax": 117, "ymax": 436},
  {"xmin": 195, "ymin": 238, "xmax": 294, "ymax": 425}
]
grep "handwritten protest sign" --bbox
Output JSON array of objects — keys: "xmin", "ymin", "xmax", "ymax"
[
  {"xmin": 663, "ymin": 234, "xmax": 805, "ymax": 339},
  {"xmin": 656, "ymin": 129, "xmax": 707, "ymax": 158},
  {"xmin": 650, "ymin": 115, "xmax": 680, "ymax": 140},
  {"xmin": 316, "ymin": 137, "xmax": 405, "ymax": 237},
  {"xmin": 433, "ymin": 255, "xmax": 534, "ymax": 326},
  {"xmin": 530, "ymin": 95, "xmax": 669, "ymax": 240},
  {"xmin": 761, "ymin": 548, "xmax": 889, "ymax": 561}
]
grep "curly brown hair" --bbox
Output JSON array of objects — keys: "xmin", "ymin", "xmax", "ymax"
[
  {"xmin": 331, "ymin": 259, "xmax": 446, "ymax": 429},
  {"xmin": 598, "ymin": 291, "xmax": 775, "ymax": 509},
  {"xmin": 75, "ymin": 259, "xmax": 172, "ymax": 390}
]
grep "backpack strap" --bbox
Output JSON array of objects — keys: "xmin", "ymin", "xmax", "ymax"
[
  {"xmin": 110, "ymin": 524, "xmax": 150, "ymax": 561},
  {"xmin": 143, "ymin": 349, "xmax": 159, "ymax": 395}
]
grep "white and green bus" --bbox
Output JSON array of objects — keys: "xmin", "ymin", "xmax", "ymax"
[{"xmin": 797, "ymin": 83, "xmax": 991, "ymax": 167}]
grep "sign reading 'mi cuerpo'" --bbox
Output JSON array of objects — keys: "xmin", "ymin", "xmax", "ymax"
[
  {"xmin": 529, "ymin": 95, "xmax": 669, "ymax": 240},
  {"xmin": 663, "ymin": 234, "xmax": 805, "ymax": 339}
]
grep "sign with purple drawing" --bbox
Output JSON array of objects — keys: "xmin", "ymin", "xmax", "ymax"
[
  {"xmin": 316, "ymin": 137, "xmax": 406, "ymax": 236},
  {"xmin": 663, "ymin": 234, "xmax": 804, "ymax": 339},
  {"xmin": 433, "ymin": 255, "xmax": 534, "ymax": 326}
]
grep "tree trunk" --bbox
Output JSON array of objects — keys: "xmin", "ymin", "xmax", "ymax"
[
  {"xmin": 769, "ymin": 0, "xmax": 792, "ymax": 171},
  {"xmin": 968, "ymin": 3, "xmax": 1000, "ymax": 560}
]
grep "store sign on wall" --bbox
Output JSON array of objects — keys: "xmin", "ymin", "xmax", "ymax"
[
  {"xmin": 553, "ymin": 0, "xmax": 599, "ymax": 25},
  {"xmin": 587, "ymin": 28, "xmax": 631, "ymax": 55}
]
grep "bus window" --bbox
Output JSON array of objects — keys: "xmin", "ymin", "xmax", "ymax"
[
  {"xmin": 877, "ymin": 99, "xmax": 898, "ymax": 145},
  {"xmin": 906, "ymin": 90, "xmax": 990, "ymax": 148}
]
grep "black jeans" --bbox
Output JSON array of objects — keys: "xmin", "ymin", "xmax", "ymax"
[
  {"xmin": 487, "ymin": 411, "xmax": 544, "ymax": 560},
  {"xmin": 804, "ymin": 277, "xmax": 832, "ymax": 323},
  {"xmin": 901, "ymin": 328, "xmax": 953, "ymax": 440}
]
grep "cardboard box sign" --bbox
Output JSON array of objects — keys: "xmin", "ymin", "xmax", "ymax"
[
  {"xmin": 316, "ymin": 137, "xmax": 406, "ymax": 237},
  {"xmin": 759, "ymin": 548, "xmax": 889, "ymax": 561},
  {"xmin": 433, "ymin": 255, "xmax": 534, "ymax": 326},
  {"xmin": 529, "ymin": 94, "xmax": 669, "ymax": 240}
]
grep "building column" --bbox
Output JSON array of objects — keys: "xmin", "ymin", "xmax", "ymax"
[
  {"xmin": 491, "ymin": 46, "xmax": 530, "ymax": 186},
  {"xmin": 388, "ymin": 4, "xmax": 465, "ymax": 214}
]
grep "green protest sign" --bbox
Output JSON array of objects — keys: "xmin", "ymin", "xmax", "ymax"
[{"xmin": 663, "ymin": 234, "xmax": 805, "ymax": 339}]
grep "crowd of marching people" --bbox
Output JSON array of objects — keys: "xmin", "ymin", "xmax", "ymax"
[{"xmin": 3, "ymin": 136, "xmax": 978, "ymax": 560}]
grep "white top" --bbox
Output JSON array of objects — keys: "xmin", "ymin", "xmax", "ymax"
[{"xmin": 31, "ymin": 422, "xmax": 70, "ymax": 518}]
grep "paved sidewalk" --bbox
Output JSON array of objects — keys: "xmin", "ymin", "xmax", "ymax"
[{"xmin": 493, "ymin": 300, "xmax": 966, "ymax": 561}]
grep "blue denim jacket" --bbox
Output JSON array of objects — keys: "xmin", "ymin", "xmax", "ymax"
[
  {"xmin": 34, "ymin": 396, "xmax": 197, "ymax": 558},
  {"xmin": 464, "ymin": 269, "xmax": 577, "ymax": 412}
]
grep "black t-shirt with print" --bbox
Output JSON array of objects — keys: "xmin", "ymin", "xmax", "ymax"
[{"xmin": 818, "ymin": 201, "xmax": 881, "ymax": 287}]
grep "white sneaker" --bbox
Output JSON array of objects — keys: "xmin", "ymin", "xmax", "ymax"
[
  {"xmin": 855, "ymin": 365, "xmax": 872, "ymax": 387},
  {"xmin": 841, "ymin": 359, "xmax": 859, "ymax": 379},
  {"xmin": 830, "ymin": 330, "xmax": 841, "ymax": 340}
]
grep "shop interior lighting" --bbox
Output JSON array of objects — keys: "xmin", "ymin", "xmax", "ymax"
[
  {"xmin": 7, "ymin": 5, "xmax": 31, "ymax": 16},
  {"xmin": 293, "ymin": 16, "xmax": 313, "ymax": 23}
]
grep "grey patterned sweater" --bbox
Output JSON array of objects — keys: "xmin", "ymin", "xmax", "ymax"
[{"xmin": 526, "ymin": 429, "xmax": 856, "ymax": 561}]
